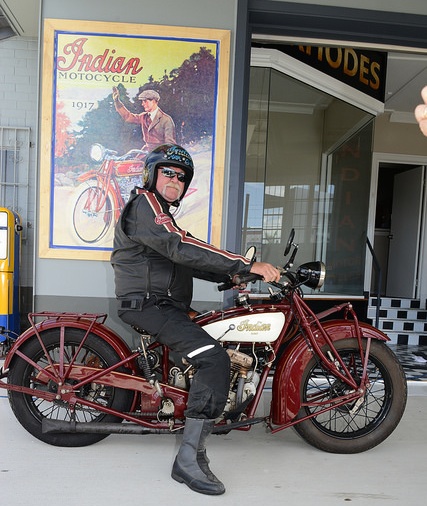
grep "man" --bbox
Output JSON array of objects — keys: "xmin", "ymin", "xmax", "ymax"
[
  {"xmin": 113, "ymin": 87, "xmax": 176, "ymax": 151},
  {"xmin": 111, "ymin": 143, "xmax": 280, "ymax": 495}
]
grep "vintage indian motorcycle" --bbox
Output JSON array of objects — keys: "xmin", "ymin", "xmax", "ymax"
[{"xmin": 0, "ymin": 230, "xmax": 407, "ymax": 453}]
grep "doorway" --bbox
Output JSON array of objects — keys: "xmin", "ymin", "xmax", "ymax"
[{"xmin": 372, "ymin": 163, "xmax": 425, "ymax": 298}]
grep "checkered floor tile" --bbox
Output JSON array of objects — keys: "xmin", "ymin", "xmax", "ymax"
[{"xmin": 389, "ymin": 344, "xmax": 427, "ymax": 381}]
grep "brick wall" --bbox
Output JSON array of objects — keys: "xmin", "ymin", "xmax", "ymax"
[{"xmin": 0, "ymin": 36, "xmax": 39, "ymax": 320}]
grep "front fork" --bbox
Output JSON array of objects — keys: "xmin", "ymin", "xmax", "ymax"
[{"xmin": 293, "ymin": 297, "xmax": 371, "ymax": 393}]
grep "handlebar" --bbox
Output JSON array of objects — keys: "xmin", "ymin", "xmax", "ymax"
[
  {"xmin": 118, "ymin": 149, "xmax": 148, "ymax": 161},
  {"xmin": 218, "ymin": 272, "xmax": 262, "ymax": 292},
  {"xmin": 217, "ymin": 273, "xmax": 262, "ymax": 292},
  {"xmin": 219, "ymin": 232, "xmax": 324, "ymax": 295}
]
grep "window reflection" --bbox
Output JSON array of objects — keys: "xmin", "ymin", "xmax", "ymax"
[{"xmin": 243, "ymin": 67, "xmax": 373, "ymax": 295}]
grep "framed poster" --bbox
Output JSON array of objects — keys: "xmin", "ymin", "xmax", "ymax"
[{"xmin": 39, "ymin": 18, "xmax": 230, "ymax": 260}]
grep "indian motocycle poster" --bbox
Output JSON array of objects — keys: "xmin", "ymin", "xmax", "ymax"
[{"xmin": 39, "ymin": 19, "xmax": 230, "ymax": 260}]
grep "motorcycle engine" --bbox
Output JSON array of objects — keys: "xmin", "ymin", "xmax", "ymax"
[
  {"xmin": 167, "ymin": 346, "xmax": 263, "ymax": 420},
  {"xmin": 223, "ymin": 348, "xmax": 260, "ymax": 417}
]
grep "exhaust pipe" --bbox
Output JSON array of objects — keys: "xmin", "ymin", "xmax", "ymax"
[
  {"xmin": 42, "ymin": 416, "xmax": 266, "ymax": 436},
  {"xmin": 42, "ymin": 418, "xmax": 171, "ymax": 435}
]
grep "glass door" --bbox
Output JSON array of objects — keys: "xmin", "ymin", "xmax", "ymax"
[{"xmin": 243, "ymin": 66, "xmax": 374, "ymax": 296}]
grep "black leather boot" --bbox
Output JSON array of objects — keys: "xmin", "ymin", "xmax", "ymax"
[
  {"xmin": 195, "ymin": 419, "xmax": 222, "ymax": 484},
  {"xmin": 171, "ymin": 418, "xmax": 225, "ymax": 495}
]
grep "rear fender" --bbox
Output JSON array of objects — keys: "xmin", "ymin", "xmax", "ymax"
[
  {"xmin": 270, "ymin": 320, "xmax": 389, "ymax": 425},
  {"xmin": 3, "ymin": 318, "xmax": 136, "ymax": 373}
]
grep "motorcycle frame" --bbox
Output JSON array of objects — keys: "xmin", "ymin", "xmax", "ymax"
[
  {"xmin": 76, "ymin": 159, "xmax": 126, "ymax": 224},
  {"xmin": 0, "ymin": 293, "xmax": 389, "ymax": 434}
]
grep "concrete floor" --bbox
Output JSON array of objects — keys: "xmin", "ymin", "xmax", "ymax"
[{"xmin": 1, "ymin": 383, "xmax": 427, "ymax": 506}]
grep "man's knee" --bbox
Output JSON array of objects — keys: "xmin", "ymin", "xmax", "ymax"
[{"xmin": 187, "ymin": 343, "xmax": 230, "ymax": 373}]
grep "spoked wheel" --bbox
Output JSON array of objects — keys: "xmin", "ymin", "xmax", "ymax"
[
  {"xmin": 294, "ymin": 338, "xmax": 407, "ymax": 453},
  {"xmin": 72, "ymin": 182, "xmax": 114, "ymax": 244},
  {"xmin": 8, "ymin": 328, "xmax": 133, "ymax": 447}
]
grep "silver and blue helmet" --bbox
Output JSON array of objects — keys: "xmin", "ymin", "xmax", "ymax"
[{"xmin": 143, "ymin": 144, "xmax": 194, "ymax": 203}]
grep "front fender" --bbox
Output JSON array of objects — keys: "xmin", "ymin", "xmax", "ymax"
[
  {"xmin": 4, "ymin": 316, "xmax": 136, "ymax": 373},
  {"xmin": 270, "ymin": 320, "xmax": 389, "ymax": 425}
]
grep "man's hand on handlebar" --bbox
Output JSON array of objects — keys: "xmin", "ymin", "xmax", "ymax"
[
  {"xmin": 218, "ymin": 262, "xmax": 281, "ymax": 292},
  {"xmin": 249, "ymin": 262, "xmax": 281, "ymax": 283},
  {"xmin": 231, "ymin": 276, "xmax": 249, "ymax": 290}
]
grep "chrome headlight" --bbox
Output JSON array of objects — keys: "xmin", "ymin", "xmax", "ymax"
[
  {"xmin": 296, "ymin": 261, "xmax": 326, "ymax": 290},
  {"xmin": 90, "ymin": 143, "xmax": 106, "ymax": 162}
]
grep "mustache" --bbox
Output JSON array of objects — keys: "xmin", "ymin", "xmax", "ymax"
[{"xmin": 165, "ymin": 183, "xmax": 181, "ymax": 190}]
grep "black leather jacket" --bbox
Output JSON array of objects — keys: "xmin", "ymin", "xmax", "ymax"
[{"xmin": 111, "ymin": 188, "xmax": 252, "ymax": 309}]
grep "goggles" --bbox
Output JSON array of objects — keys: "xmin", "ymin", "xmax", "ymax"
[{"xmin": 159, "ymin": 167, "xmax": 188, "ymax": 183}]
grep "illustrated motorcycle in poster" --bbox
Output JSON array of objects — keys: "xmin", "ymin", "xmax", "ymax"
[
  {"xmin": 71, "ymin": 143, "xmax": 194, "ymax": 245},
  {"xmin": 71, "ymin": 143, "xmax": 147, "ymax": 244},
  {"xmin": 0, "ymin": 230, "xmax": 407, "ymax": 453}
]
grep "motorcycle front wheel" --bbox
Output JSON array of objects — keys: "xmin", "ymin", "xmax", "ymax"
[
  {"xmin": 294, "ymin": 338, "xmax": 407, "ymax": 453},
  {"xmin": 72, "ymin": 182, "xmax": 114, "ymax": 244},
  {"xmin": 8, "ymin": 328, "xmax": 134, "ymax": 447}
]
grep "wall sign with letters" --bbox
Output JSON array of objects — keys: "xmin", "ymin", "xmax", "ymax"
[{"xmin": 252, "ymin": 43, "xmax": 387, "ymax": 103}]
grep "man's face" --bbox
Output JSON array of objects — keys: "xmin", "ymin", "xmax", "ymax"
[
  {"xmin": 141, "ymin": 98, "xmax": 157, "ymax": 113},
  {"xmin": 155, "ymin": 166, "xmax": 186, "ymax": 203}
]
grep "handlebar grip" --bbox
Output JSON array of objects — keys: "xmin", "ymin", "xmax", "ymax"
[{"xmin": 217, "ymin": 273, "xmax": 262, "ymax": 292}]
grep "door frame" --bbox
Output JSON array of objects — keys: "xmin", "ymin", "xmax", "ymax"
[{"xmin": 367, "ymin": 153, "xmax": 427, "ymax": 300}]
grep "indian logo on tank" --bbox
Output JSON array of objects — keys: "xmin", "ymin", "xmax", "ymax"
[
  {"xmin": 202, "ymin": 312, "xmax": 285, "ymax": 343},
  {"xmin": 237, "ymin": 320, "xmax": 271, "ymax": 332}
]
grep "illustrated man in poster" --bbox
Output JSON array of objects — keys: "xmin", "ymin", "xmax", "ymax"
[{"xmin": 112, "ymin": 87, "xmax": 176, "ymax": 151}]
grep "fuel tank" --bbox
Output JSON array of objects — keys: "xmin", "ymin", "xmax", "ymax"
[{"xmin": 202, "ymin": 312, "xmax": 285, "ymax": 343}]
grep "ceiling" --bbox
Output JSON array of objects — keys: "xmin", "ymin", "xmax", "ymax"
[
  {"xmin": 1, "ymin": 0, "xmax": 427, "ymax": 122},
  {"xmin": 0, "ymin": 0, "xmax": 38, "ymax": 38}
]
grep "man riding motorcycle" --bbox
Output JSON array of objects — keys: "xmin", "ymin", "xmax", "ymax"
[{"xmin": 111, "ymin": 143, "xmax": 280, "ymax": 495}]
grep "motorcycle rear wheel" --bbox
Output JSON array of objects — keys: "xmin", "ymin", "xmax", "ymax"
[
  {"xmin": 8, "ymin": 328, "xmax": 134, "ymax": 447},
  {"xmin": 294, "ymin": 338, "xmax": 407, "ymax": 453}
]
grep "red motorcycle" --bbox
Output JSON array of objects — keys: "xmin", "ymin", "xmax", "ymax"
[
  {"xmin": 71, "ymin": 143, "xmax": 146, "ymax": 244},
  {"xmin": 0, "ymin": 230, "xmax": 407, "ymax": 453}
]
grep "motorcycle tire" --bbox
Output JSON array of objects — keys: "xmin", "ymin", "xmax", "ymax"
[
  {"xmin": 8, "ymin": 328, "xmax": 134, "ymax": 447},
  {"xmin": 72, "ymin": 183, "xmax": 113, "ymax": 244},
  {"xmin": 294, "ymin": 338, "xmax": 407, "ymax": 453}
]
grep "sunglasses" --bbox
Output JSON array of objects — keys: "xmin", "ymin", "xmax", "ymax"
[{"xmin": 159, "ymin": 167, "xmax": 188, "ymax": 182}]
